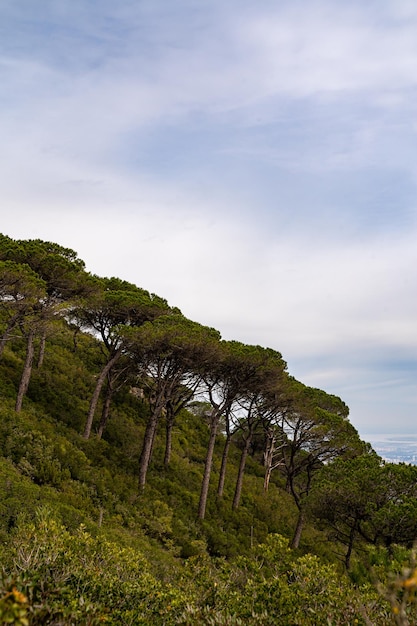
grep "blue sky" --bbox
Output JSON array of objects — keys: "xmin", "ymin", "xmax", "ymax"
[{"xmin": 1, "ymin": 0, "xmax": 416, "ymax": 439}]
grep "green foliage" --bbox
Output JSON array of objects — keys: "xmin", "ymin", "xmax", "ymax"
[
  {"xmin": 176, "ymin": 535, "xmax": 396, "ymax": 625},
  {"xmin": 310, "ymin": 454, "xmax": 417, "ymax": 570},
  {"xmin": 3, "ymin": 233, "xmax": 417, "ymax": 624},
  {"xmin": 0, "ymin": 578, "xmax": 29, "ymax": 626},
  {"xmin": 0, "ymin": 509, "xmax": 188, "ymax": 625}
]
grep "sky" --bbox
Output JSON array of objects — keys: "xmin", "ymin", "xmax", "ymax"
[{"xmin": 1, "ymin": 0, "xmax": 416, "ymax": 440}]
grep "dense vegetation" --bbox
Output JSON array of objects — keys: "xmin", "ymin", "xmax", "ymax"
[{"xmin": 1, "ymin": 233, "xmax": 417, "ymax": 625}]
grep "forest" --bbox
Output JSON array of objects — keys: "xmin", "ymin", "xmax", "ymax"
[{"xmin": 1, "ymin": 232, "xmax": 417, "ymax": 625}]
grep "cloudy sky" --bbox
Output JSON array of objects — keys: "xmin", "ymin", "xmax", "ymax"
[{"xmin": 1, "ymin": 0, "xmax": 416, "ymax": 439}]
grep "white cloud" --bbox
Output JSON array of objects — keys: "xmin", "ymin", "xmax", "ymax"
[
  {"xmin": 233, "ymin": 3, "xmax": 417, "ymax": 97},
  {"xmin": 1, "ymin": 0, "xmax": 416, "ymax": 437}
]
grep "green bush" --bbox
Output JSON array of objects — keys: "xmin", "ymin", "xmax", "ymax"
[{"xmin": 1, "ymin": 508, "xmax": 188, "ymax": 625}]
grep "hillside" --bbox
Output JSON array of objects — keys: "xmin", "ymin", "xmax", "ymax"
[{"xmin": 1, "ymin": 234, "xmax": 417, "ymax": 625}]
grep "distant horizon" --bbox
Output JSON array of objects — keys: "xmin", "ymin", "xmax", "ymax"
[
  {"xmin": 363, "ymin": 433, "xmax": 417, "ymax": 466},
  {"xmin": 363, "ymin": 433, "xmax": 417, "ymax": 440}
]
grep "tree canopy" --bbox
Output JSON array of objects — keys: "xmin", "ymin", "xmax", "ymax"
[{"xmin": 2, "ymin": 233, "xmax": 417, "ymax": 624}]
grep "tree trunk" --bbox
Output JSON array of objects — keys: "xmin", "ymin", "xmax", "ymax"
[
  {"xmin": 263, "ymin": 431, "xmax": 275, "ymax": 492},
  {"xmin": 72, "ymin": 326, "xmax": 80, "ymax": 352},
  {"xmin": 164, "ymin": 408, "xmax": 175, "ymax": 468},
  {"xmin": 138, "ymin": 402, "xmax": 165, "ymax": 491},
  {"xmin": 15, "ymin": 329, "xmax": 35, "ymax": 412},
  {"xmin": 232, "ymin": 437, "xmax": 251, "ymax": 510},
  {"xmin": 147, "ymin": 404, "xmax": 164, "ymax": 470},
  {"xmin": 37, "ymin": 331, "xmax": 46, "ymax": 368},
  {"xmin": 97, "ymin": 380, "xmax": 113, "ymax": 439},
  {"xmin": 83, "ymin": 347, "xmax": 122, "ymax": 439},
  {"xmin": 197, "ymin": 411, "xmax": 220, "ymax": 520},
  {"xmin": 217, "ymin": 434, "xmax": 232, "ymax": 498},
  {"xmin": 264, "ymin": 469, "xmax": 271, "ymax": 492},
  {"xmin": 345, "ymin": 520, "xmax": 358, "ymax": 570},
  {"xmin": 290, "ymin": 509, "xmax": 305, "ymax": 549}
]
